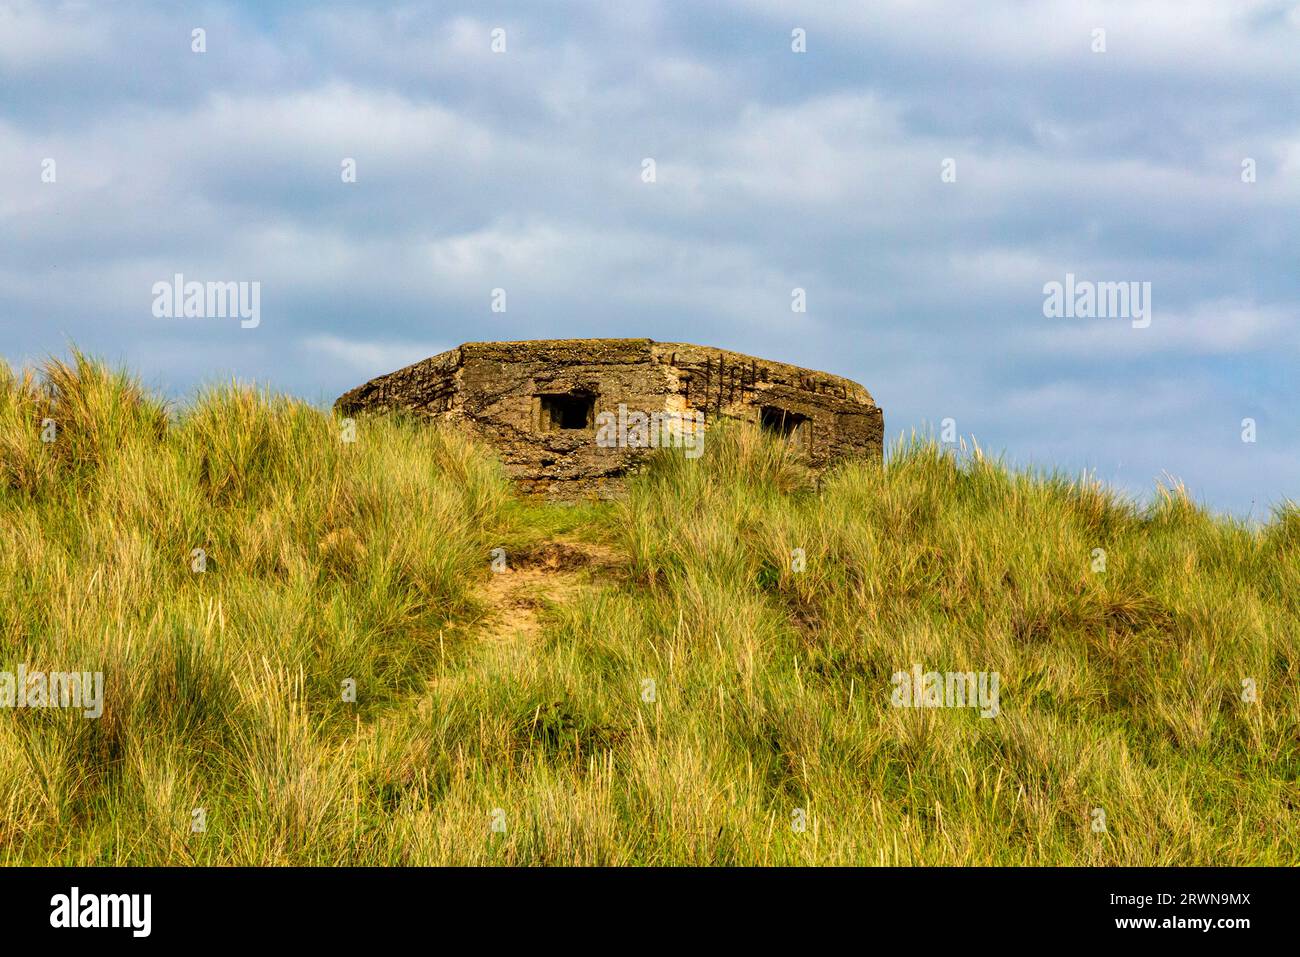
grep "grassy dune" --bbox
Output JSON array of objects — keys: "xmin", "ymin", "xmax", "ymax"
[{"xmin": 0, "ymin": 354, "xmax": 1296, "ymax": 864}]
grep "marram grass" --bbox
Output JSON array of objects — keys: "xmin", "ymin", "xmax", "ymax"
[{"xmin": 0, "ymin": 354, "xmax": 1296, "ymax": 865}]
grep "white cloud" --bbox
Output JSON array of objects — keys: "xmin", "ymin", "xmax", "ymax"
[
  {"xmin": 0, "ymin": 1, "xmax": 106, "ymax": 70},
  {"xmin": 728, "ymin": 0, "xmax": 1300, "ymax": 78},
  {"xmin": 1028, "ymin": 300, "xmax": 1298, "ymax": 357},
  {"xmin": 300, "ymin": 334, "xmax": 448, "ymax": 379}
]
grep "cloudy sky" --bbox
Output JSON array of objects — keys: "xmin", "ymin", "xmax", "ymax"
[{"xmin": 2, "ymin": 0, "xmax": 1297, "ymax": 514}]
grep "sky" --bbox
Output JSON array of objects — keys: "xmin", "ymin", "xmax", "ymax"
[{"xmin": 1, "ymin": 0, "xmax": 1297, "ymax": 515}]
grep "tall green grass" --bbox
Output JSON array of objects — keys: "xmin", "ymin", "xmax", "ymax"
[
  {"xmin": 0, "ymin": 355, "xmax": 1295, "ymax": 864},
  {"xmin": 0, "ymin": 355, "xmax": 508, "ymax": 863}
]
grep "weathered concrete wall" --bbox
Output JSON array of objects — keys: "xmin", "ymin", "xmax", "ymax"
[
  {"xmin": 335, "ymin": 338, "xmax": 883, "ymax": 498},
  {"xmin": 657, "ymin": 342, "xmax": 881, "ymax": 471}
]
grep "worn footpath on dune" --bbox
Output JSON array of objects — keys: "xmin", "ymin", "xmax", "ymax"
[{"xmin": 475, "ymin": 538, "xmax": 623, "ymax": 646}]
